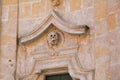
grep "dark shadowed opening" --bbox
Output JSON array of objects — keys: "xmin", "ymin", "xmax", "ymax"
[{"xmin": 45, "ymin": 73, "xmax": 72, "ymax": 80}]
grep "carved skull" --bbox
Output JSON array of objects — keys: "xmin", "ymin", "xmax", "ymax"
[{"xmin": 48, "ymin": 31, "xmax": 59, "ymax": 46}]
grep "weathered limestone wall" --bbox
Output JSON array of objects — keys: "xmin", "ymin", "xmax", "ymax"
[
  {"xmin": 0, "ymin": 0, "xmax": 2, "ymax": 47},
  {"xmin": 0, "ymin": 0, "xmax": 1, "ymax": 46},
  {"xmin": 0, "ymin": 0, "xmax": 18, "ymax": 80},
  {"xmin": 0, "ymin": 0, "xmax": 120, "ymax": 80},
  {"xmin": 94, "ymin": 0, "xmax": 120, "ymax": 80}
]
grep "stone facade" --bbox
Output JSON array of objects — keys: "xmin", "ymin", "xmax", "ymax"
[{"xmin": 0, "ymin": 0, "xmax": 120, "ymax": 80}]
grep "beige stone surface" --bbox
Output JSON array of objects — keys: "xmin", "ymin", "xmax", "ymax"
[
  {"xmin": 94, "ymin": 0, "xmax": 107, "ymax": 21},
  {"xmin": 107, "ymin": 13, "xmax": 116, "ymax": 30},
  {"xmin": 0, "ymin": 0, "xmax": 120, "ymax": 80},
  {"xmin": 2, "ymin": 0, "xmax": 17, "ymax": 5},
  {"xmin": 70, "ymin": 0, "xmax": 81, "ymax": 11}
]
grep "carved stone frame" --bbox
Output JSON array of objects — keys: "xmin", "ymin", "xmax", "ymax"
[
  {"xmin": 20, "ymin": 42, "xmax": 94, "ymax": 80},
  {"xmin": 38, "ymin": 67, "xmax": 76, "ymax": 80},
  {"xmin": 21, "ymin": 54, "xmax": 94, "ymax": 80},
  {"xmin": 19, "ymin": 10, "xmax": 94, "ymax": 80}
]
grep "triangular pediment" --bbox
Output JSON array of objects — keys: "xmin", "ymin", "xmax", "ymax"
[{"xmin": 20, "ymin": 10, "xmax": 89, "ymax": 43}]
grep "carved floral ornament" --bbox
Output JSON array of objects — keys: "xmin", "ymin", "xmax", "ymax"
[{"xmin": 19, "ymin": 10, "xmax": 94, "ymax": 80}]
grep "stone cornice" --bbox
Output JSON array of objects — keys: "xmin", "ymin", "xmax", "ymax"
[{"xmin": 20, "ymin": 10, "xmax": 89, "ymax": 43}]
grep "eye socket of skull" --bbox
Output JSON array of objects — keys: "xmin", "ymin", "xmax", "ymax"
[
  {"xmin": 50, "ymin": 33, "xmax": 57, "ymax": 38},
  {"xmin": 54, "ymin": 34, "xmax": 56, "ymax": 38},
  {"xmin": 50, "ymin": 35, "xmax": 53, "ymax": 37}
]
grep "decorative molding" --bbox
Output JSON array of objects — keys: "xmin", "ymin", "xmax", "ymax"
[
  {"xmin": 18, "ymin": 9, "xmax": 93, "ymax": 80},
  {"xmin": 21, "ymin": 55, "xmax": 94, "ymax": 80},
  {"xmin": 19, "ymin": 10, "xmax": 89, "ymax": 43}
]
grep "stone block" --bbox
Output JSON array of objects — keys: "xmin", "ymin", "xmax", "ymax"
[
  {"xmin": 19, "ymin": 3, "xmax": 32, "ymax": 19},
  {"xmin": 70, "ymin": 0, "xmax": 81, "ymax": 11},
  {"xmin": 45, "ymin": 0, "xmax": 52, "ymax": 14},
  {"xmin": 94, "ymin": 0, "xmax": 107, "ymax": 21},
  {"xmin": 8, "ymin": 6, "xmax": 17, "ymax": 20},
  {"xmin": 108, "ymin": 0, "xmax": 120, "ymax": 10},
  {"xmin": 83, "ymin": 7, "xmax": 94, "ymax": 25},
  {"xmin": 19, "ymin": 0, "xmax": 40, "ymax": 3},
  {"xmin": 110, "ymin": 65, "xmax": 120, "ymax": 80},
  {"xmin": 110, "ymin": 46, "xmax": 120, "ymax": 67},
  {"xmin": 108, "ymin": 29, "xmax": 120, "ymax": 46},
  {"xmin": 1, "ymin": 21, "xmax": 17, "ymax": 37},
  {"xmin": 2, "ymin": 6, "xmax": 9, "ymax": 22},
  {"xmin": 32, "ymin": 2, "xmax": 42, "ymax": 15},
  {"xmin": 116, "ymin": 10, "xmax": 120, "ymax": 26},
  {"xmin": 95, "ymin": 64, "xmax": 109, "ymax": 80},
  {"xmin": 107, "ymin": 30, "xmax": 120, "ymax": 70},
  {"xmin": 32, "ymin": 2, "xmax": 42, "ymax": 18},
  {"xmin": 82, "ymin": 0, "xmax": 94, "ymax": 8},
  {"xmin": 108, "ymin": 1, "xmax": 120, "ymax": 14},
  {"xmin": 3, "ymin": 0, "xmax": 17, "ymax": 5},
  {"xmin": 95, "ymin": 46, "xmax": 109, "ymax": 59},
  {"xmin": 95, "ymin": 19, "xmax": 108, "ymax": 36},
  {"xmin": 95, "ymin": 34, "xmax": 110, "ymax": 59},
  {"xmin": 95, "ymin": 53, "xmax": 110, "ymax": 80},
  {"xmin": 107, "ymin": 13, "xmax": 116, "ymax": 30},
  {"xmin": 1, "ymin": 21, "xmax": 17, "ymax": 58}
]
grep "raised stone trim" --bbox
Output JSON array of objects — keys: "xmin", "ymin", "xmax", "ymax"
[
  {"xmin": 21, "ymin": 55, "xmax": 94, "ymax": 80},
  {"xmin": 19, "ymin": 10, "xmax": 89, "ymax": 43}
]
